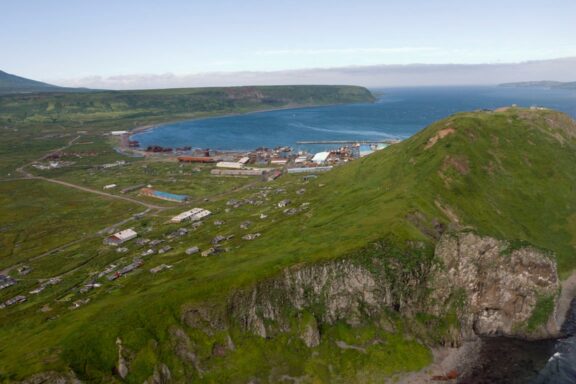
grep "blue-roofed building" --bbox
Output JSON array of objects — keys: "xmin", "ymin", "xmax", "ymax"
[{"xmin": 140, "ymin": 188, "xmax": 188, "ymax": 203}]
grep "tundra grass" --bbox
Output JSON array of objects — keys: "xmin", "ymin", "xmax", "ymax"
[
  {"xmin": 1, "ymin": 108, "xmax": 576, "ymax": 382},
  {"xmin": 0, "ymin": 179, "xmax": 140, "ymax": 270}
]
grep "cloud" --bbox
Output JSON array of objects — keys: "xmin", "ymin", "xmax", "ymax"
[
  {"xmin": 51, "ymin": 57, "xmax": 576, "ymax": 90},
  {"xmin": 254, "ymin": 47, "xmax": 439, "ymax": 56}
]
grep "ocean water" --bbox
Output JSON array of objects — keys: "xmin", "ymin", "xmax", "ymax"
[{"xmin": 131, "ymin": 86, "xmax": 576, "ymax": 152}]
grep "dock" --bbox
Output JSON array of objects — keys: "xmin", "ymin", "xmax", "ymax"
[{"xmin": 296, "ymin": 140, "xmax": 399, "ymax": 145}]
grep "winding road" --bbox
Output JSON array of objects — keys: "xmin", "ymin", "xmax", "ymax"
[{"xmin": 14, "ymin": 135, "xmax": 165, "ymax": 210}]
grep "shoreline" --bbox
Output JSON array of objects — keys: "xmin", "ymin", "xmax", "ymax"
[
  {"xmin": 122, "ymin": 101, "xmax": 372, "ymax": 151},
  {"xmin": 392, "ymin": 341, "xmax": 481, "ymax": 384}
]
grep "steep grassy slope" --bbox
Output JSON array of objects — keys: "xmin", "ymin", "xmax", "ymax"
[{"xmin": 1, "ymin": 108, "xmax": 575, "ymax": 383}]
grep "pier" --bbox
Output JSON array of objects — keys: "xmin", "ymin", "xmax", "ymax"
[{"xmin": 296, "ymin": 139, "xmax": 400, "ymax": 145}]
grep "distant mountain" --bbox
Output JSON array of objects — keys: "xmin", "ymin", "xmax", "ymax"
[
  {"xmin": 0, "ymin": 70, "xmax": 87, "ymax": 95},
  {"xmin": 500, "ymin": 80, "xmax": 576, "ymax": 90}
]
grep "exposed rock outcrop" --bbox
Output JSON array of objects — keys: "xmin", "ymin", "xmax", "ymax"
[
  {"xmin": 169, "ymin": 327, "xmax": 204, "ymax": 376},
  {"xmin": 143, "ymin": 363, "xmax": 172, "ymax": 384},
  {"xmin": 228, "ymin": 231, "xmax": 560, "ymax": 345},
  {"xmin": 116, "ymin": 337, "xmax": 129, "ymax": 379},
  {"xmin": 431, "ymin": 231, "xmax": 559, "ymax": 339},
  {"xmin": 19, "ymin": 371, "xmax": 81, "ymax": 384},
  {"xmin": 229, "ymin": 258, "xmax": 394, "ymax": 339}
]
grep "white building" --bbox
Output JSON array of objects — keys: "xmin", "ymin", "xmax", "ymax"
[
  {"xmin": 104, "ymin": 229, "xmax": 138, "ymax": 246},
  {"xmin": 216, "ymin": 161, "xmax": 244, "ymax": 169},
  {"xmin": 312, "ymin": 152, "xmax": 330, "ymax": 164},
  {"xmin": 103, "ymin": 184, "xmax": 117, "ymax": 190},
  {"xmin": 110, "ymin": 130, "xmax": 128, "ymax": 136},
  {"xmin": 294, "ymin": 156, "xmax": 308, "ymax": 164},
  {"xmin": 170, "ymin": 208, "xmax": 212, "ymax": 224}
]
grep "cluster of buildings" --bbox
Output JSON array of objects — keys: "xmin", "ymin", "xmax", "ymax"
[
  {"xmin": 170, "ymin": 208, "xmax": 211, "ymax": 223},
  {"xmin": 0, "ymin": 275, "xmax": 16, "ymax": 290},
  {"xmin": 0, "ymin": 295, "xmax": 26, "ymax": 309},
  {"xmin": 174, "ymin": 142, "xmax": 397, "ymax": 180},
  {"xmin": 107, "ymin": 259, "xmax": 144, "ymax": 281},
  {"xmin": 29, "ymin": 277, "xmax": 62, "ymax": 295}
]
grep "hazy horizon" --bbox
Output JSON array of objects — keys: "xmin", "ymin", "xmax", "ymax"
[
  {"xmin": 42, "ymin": 56, "xmax": 576, "ymax": 90},
  {"xmin": 2, "ymin": 0, "xmax": 575, "ymax": 89}
]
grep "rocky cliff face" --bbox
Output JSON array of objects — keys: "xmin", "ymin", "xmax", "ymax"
[
  {"xmin": 431, "ymin": 232, "xmax": 559, "ymax": 340},
  {"xmin": 229, "ymin": 260, "xmax": 385, "ymax": 339},
  {"xmin": 226, "ymin": 231, "xmax": 560, "ymax": 346}
]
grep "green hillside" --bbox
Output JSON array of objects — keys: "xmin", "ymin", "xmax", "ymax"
[
  {"xmin": 1, "ymin": 107, "xmax": 575, "ymax": 382},
  {"xmin": 0, "ymin": 84, "xmax": 375, "ymax": 127},
  {"xmin": 0, "ymin": 70, "xmax": 76, "ymax": 95},
  {"xmin": 0, "ymin": 84, "xmax": 374, "ymax": 177}
]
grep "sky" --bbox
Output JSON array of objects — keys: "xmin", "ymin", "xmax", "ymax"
[{"xmin": 2, "ymin": 0, "xmax": 576, "ymax": 88}]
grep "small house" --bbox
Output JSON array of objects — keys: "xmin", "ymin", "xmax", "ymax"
[
  {"xmin": 201, "ymin": 248, "xmax": 216, "ymax": 257},
  {"xmin": 185, "ymin": 246, "xmax": 200, "ymax": 255}
]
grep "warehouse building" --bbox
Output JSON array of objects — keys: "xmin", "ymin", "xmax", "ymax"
[
  {"xmin": 177, "ymin": 156, "xmax": 216, "ymax": 163},
  {"xmin": 287, "ymin": 166, "xmax": 333, "ymax": 174},
  {"xmin": 216, "ymin": 161, "xmax": 244, "ymax": 169},
  {"xmin": 170, "ymin": 208, "xmax": 212, "ymax": 223},
  {"xmin": 211, "ymin": 169, "xmax": 265, "ymax": 176},
  {"xmin": 104, "ymin": 229, "xmax": 138, "ymax": 246},
  {"xmin": 140, "ymin": 188, "xmax": 188, "ymax": 203}
]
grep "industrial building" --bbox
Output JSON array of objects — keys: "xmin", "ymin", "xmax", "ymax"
[
  {"xmin": 216, "ymin": 161, "xmax": 244, "ymax": 169},
  {"xmin": 311, "ymin": 152, "xmax": 331, "ymax": 164},
  {"xmin": 211, "ymin": 169, "xmax": 265, "ymax": 176},
  {"xmin": 104, "ymin": 228, "xmax": 138, "ymax": 246},
  {"xmin": 140, "ymin": 188, "xmax": 188, "ymax": 203},
  {"xmin": 170, "ymin": 208, "xmax": 212, "ymax": 223},
  {"xmin": 177, "ymin": 156, "xmax": 216, "ymax": 163},
  {"xmin": 287, "ymin": 166, "xmax": 333, "ymax": 174}
]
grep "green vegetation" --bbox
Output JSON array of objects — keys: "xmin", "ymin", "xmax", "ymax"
[
  {"xmin": 0, "ymin": 179, "xmax": 140, "ymax": 270},
  {"xmin": 0, "ymin": 84, "xmax": 374, "ymax": 177},
  {"xmin": 1, "ymin": 106, "xmax": 576, "ymax": 382},
  {"xmin": 0, "ymin": 69, "xmax": 79, "ymax": 95},
  {"xmin": 525, "ymin": 295, "xmax": 555, "ymax": 331}
]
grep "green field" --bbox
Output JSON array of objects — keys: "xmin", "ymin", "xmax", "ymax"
[
  {"xmin": 1, "ymin": 105, "xmax": 576, "ymax": 383},
  {"xmin": 0, "ymin": 179, "xmax": 141, "ymax": 270}
]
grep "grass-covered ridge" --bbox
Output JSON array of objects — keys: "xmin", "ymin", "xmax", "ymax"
[
  {"xmin": 0, "ymin": 85, "xmax": 374, "ymax": 127},
  {"xmin": 1, "ymin": 107, "xmax": 576, "ymax": 382}
]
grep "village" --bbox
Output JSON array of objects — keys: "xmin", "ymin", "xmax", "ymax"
[
  {"xmin": 0, "ymin": 155, "xmax": 321, "ymax": 313},
  {"xmin": 0, "ymin": 130, "xmax": 401, "ymax": 317}
]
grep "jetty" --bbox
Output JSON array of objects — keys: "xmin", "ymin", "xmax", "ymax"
[{"xmin": 296, "ymin": 140, "xmax": 399, "ymax": 145}]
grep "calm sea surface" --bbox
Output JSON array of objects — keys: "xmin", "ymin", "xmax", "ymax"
[{"xmin": 131, "ymin": 86, "xmax": 576, "ymax": 152}]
